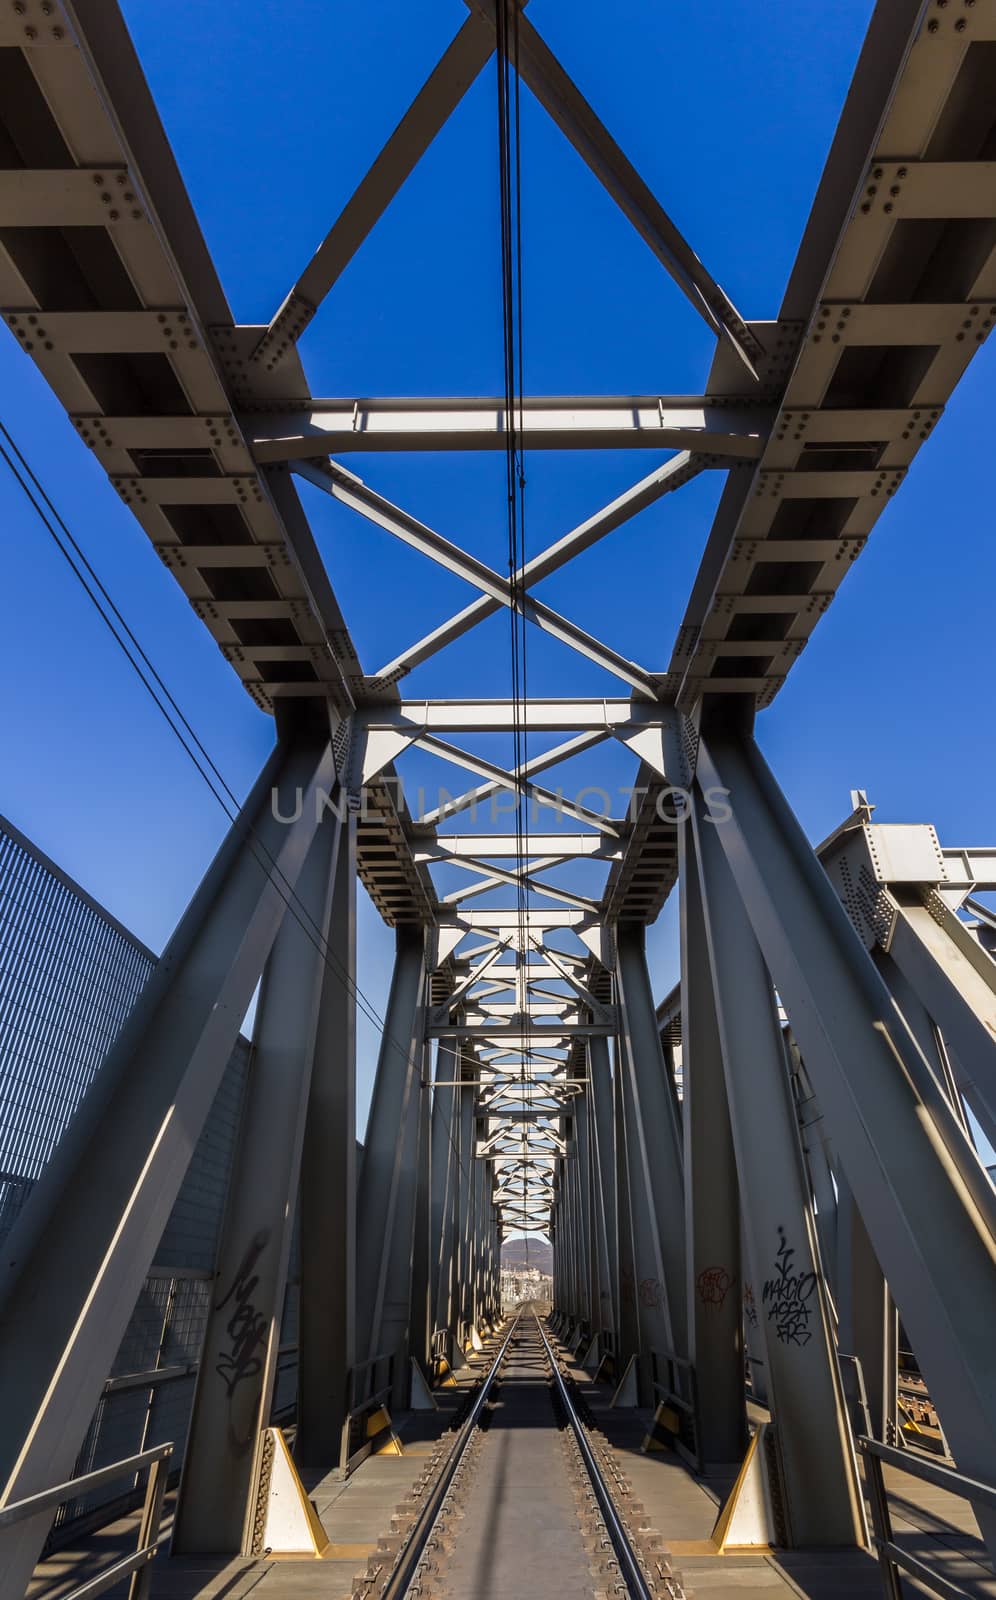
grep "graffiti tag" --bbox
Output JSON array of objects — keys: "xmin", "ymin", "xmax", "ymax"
[
  {"xmin": 696, "ymin": 1265, "xmax": 734, "ymax": 1310},
  {"xmin": 215, "ymin": 1230, "xmax": 270, "ymax": 1398},
  {"xmin": 762, "ymin": 1226, "xmax": 817, "ymax": 1346}
]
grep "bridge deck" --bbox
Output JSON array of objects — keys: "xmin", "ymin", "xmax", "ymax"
[{"xmin": 27, "ymin": 1335, "xmax": 995, "ymax": 1600}]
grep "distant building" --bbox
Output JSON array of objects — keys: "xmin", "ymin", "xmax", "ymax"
[{"xmin": 501, "ymin": 1263, "xmax": 553, "ymax": 1306}]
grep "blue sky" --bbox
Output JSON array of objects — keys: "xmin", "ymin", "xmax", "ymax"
[{"xmin": 2, "ymin": 0, "xmax": 995, "ymax": 1134}]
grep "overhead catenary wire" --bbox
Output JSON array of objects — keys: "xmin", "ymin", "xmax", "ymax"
[
  {"xmin": 0, "ymin": 418, "xmax": 481, "ymax": 1188},
  {"xmin": 495, "ymin": 0, "xmax": 541, "ymax": 1256}
]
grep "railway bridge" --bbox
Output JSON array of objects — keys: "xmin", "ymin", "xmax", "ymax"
[{"xmin": 1, "ymin": 2, "xmax": 996, "ymax": 1597}]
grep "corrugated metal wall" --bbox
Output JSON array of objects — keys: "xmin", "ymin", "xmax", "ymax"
[{"xmin": 0, "ymin": 814, "xmax": 300, "ymax": 1533}]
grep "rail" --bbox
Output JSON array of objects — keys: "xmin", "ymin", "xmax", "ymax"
[
  {"xmin": 379, "ymin": 1313, "xmax": 520, "ymax": 1600},
  {"xmin": 858, "ymin": 1435, "xmax": 996, "ymax": 1600},
  {"xmin": 0, "ymin": 1442, "xmax": 172, "ymax": 1600},
  {"xmin": 536, "ymin": 1315, "xmax": 655, "ymax": 1600}
]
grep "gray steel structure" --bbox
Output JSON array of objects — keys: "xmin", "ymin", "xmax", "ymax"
[
  {"xmin": 0, "ymin": 814, "xmax": 262, "ymax": 1542},
  {"xmin": 1, "ymin": 0, "xmax": 996, "ymax": 1585}
]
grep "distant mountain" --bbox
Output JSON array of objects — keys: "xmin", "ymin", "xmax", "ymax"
[{"xmin": 502, "ymin": 1237, "xmax": 552, "ymax": 1273}]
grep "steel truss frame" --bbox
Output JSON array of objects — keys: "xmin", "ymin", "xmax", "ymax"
[{"xmin": 2, "ymin": 0, "xmax": 996, "ymax": 1579}]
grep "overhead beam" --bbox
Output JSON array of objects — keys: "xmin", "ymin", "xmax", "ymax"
[
  {"xmin": 416, "ymin": 834, "xmax": 622, "ymax": 861},
  {"xmin": 252, "ymin": 397, "xmax": 768, "ymax": 455},
  {"xmin": 367, "ymin": 699, "xmax": 635, "ymax": 732}
]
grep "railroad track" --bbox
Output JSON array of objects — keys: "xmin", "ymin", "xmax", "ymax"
[{"xmin": 352, "ymin": 1309, "xmax": 686, "ymax": 1600}]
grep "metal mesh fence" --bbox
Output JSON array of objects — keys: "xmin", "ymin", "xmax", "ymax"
[
  {"xmin": 0, "ymin": 815, "xmax": 303, "ymax": 1539},
  {"xmin": 0, "ymin": 815, "xmax": 154, "ymax": 1232}
]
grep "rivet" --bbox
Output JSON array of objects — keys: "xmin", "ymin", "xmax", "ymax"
[
  {"xmin": 927, "ymin": 16, "xmax": 939, "ymax": 28},
  {"xmin": 955, "ymin": 15, "xmax": 966, "ymax": 26},
  {"xmin": 883, "ymin": 202, "xmax": 893, "ymax": 213}
]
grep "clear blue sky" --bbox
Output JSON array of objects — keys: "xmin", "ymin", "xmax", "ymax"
[{"xmin": 2, "ymin": 0, "xmax": 995, "ymax": 1133}]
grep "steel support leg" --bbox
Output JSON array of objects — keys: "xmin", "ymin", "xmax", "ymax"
[
  {"xmin": 588, "ymin": 1037, "xmax": 618, "ymax": 1346},
  {"xmin": 409, "ymin": 1042, "xmax": 433, "ymax": 1371},
  {"xmin": 173, "ymin": 795, "xmax": 344, "ymax": 1553},
  {"xmin": 297, "ymin": 811, "xmax": 357, "ymax": 1468},
  {"xmin": 692, "ymin": 788, "xmax": 866, "ymax": 1545},
  {"xmin": 679, "ymin": 820, "xmax": 747, "ymax": 1469},
  {"xmin": 613, "ymin": 1034, "xmax": 640, "ymax": 1371},
  {"xmin": 0, "ymin": 731, "xmax": 335, "ymax": 1589},
  {"xmin": 431, "ymin": 1037, "xmax": 460, "ymax": 1352},
  {"xmin": 696, "ymin": 710, "xmax": 996, "ymax": 1553},
  {"xmin": 457, "ymin": 1079, "xmax": 476, "ymax": 1344},
  {"xmin": 355, "ymin": 929, "xmax": 426, "ymax": 1391},
  {"xmin": 615, "ymin": 926, "xmax": 687, "ymax": 1382}
]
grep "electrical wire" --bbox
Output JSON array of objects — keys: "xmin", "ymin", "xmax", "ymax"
[
  {"xmin": 0, "ymin": 418, "xmax": 480, "ymax": 1187},
  {"xmin": 495, "ymin": 0, "xmax": 540, "ymax": 1256}
]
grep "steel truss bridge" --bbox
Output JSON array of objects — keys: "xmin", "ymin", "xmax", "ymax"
[{"xmin": 1, "ymin": 0, "xmax": 996, "ymax": 1595}]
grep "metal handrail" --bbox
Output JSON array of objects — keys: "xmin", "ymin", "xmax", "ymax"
[
  {"xmin": 858, "ymin": 1435, "xmax": 996, "ymax": 1600},
  {"xmin": 0, "ymin": 1442, "xmax": 172, "ymax": 1600},
  {"xmin": 650, "ymin": 1347, "xmax": 702, "ymax": 1472}
]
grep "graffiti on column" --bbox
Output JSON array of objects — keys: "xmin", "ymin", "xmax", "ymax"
[
  {"xmin": 638, "ymin": 1277, "xmax": 664, "ymax": 1308},
  {"xmin": 696, "ymin": 1265, "xmax": 734, "ymax": 1310},
  {"xmin": 762, "ymin": 1225, "xmax": 817, "ymax": 1345},
  {"xmin": 214, "ymin": 1229, "xmax": 270, "ymax": 1397}
]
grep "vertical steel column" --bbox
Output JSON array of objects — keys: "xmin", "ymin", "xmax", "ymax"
[
  {"xmin": 0, "ymin": 732, "xmax": 334, "ymax": 1591},
  {"xmin": 174, "ymin": 792, "xmax": 345, "ymax": 1553},
  {"xmin": 431, "ymin": 1036, "xmax": 460, "ymax": 1351},
  {"xmin": 615, "ymin": 925, "xmax": 687, "ymax": 1379},
  {"xmin": 456, "ymin": 1070, "xmax": 476, "ymax": 1343},
  {"xmin": 575, "ymin": 1100, "xmax": 595, "ymax": 1330},
  {"xmin": 297, "ymin": 811, "xmax": 357, "ymax": 1468},
  {"xmin": 579, "ymin": 1091, "xmax": 602, "ymax": 1338},
  {"xmin": 355, "ymin": 928, "xmax": 426, "ymax": 1389},
  {"xmin": 697, "ymin": 711, "xmax": 996, "ymax": 1554},
  {"xmin": 679, "ymin": 822, "xmax": 747, "ymax": 1469},
  {"xmin": 612, "ymin": 1034, "xmax": 640, "ymax": 1370},
  {"xmin": 692, "ymin": 791, "xmax": 865, "ymax": 1545},
  {"xmin": 409, "ymin": 1040, "xmax": 434, "ymax": 1371},
  {"xmin": 588, "ymin": 1037, "xmax": 618, "ymax": 1346}
]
